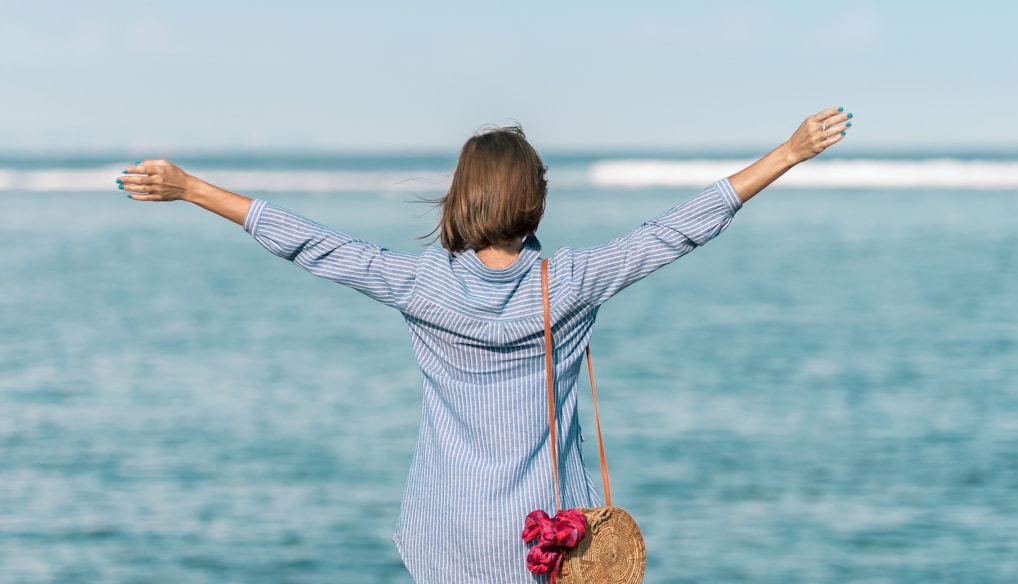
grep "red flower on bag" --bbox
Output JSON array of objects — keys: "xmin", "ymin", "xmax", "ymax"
[
  {"xmin": 551, "ymin": 509, "xmax": 586, "ymax": 547},
  {"xmin": 522, "ymin": 510, "xmax": 553, "ymax": 543},
  {"xmin": 522, "ymin": 508, "xmax": 587, "ymax": 583},
  {"xmin": 526, "ymin": 541, "xmax": 563, "ymax": 575}
]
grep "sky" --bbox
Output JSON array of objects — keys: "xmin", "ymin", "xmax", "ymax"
[{"xmin": 2, "ymin": 0, "xmax": 1016, "ymax": 154}]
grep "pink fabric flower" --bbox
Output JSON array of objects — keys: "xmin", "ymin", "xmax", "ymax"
[
  {"xmin": 526, "ymin": 541, "xmax": 563, "ymax": 575},
  {"xmin": 522, "ymin": 510, "xmax": 552, "ymax": 543},
  {"xmin": 551, "ymin": 509, "xmax": 586, "ymax": 548},
  {"xmin": 522, "ymin": 508, "xmax": 588, "ymax": 583}
]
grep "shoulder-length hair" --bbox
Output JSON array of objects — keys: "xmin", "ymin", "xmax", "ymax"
[{"xmin": 432, "ymin": 126, "xmax": 547, "ymax": 254}]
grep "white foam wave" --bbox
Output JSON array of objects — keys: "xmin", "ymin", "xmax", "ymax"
[
  {"xmin": 0, "ymin": 168, "xmax": 452, "ymax": 193},
  {"xmin": 201, "ymin": 170, "xmax": 453, "ymax": 193},
  {"xmin": 588, "ymin": 159, "xmax": 1018, "ymax": 189},
  {"xmin": 0, "ymin": 168, "xmax": 132, "ymax": 192},
  {"xmin": 1, "ymin": 159, "xmax": 1016, "ymax": 193}
]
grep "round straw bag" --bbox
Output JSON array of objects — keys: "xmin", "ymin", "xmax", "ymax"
[
  {"xmin": 558, "ymin": 506, "xmax": 645, "ymax": 583},
  {"xmin": 537, "ymin": 259, "xmax": 646, "ymax": 583}
]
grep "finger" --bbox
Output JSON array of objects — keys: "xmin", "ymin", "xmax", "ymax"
[
  {"xmin": 121, "ymin": 160, "xmax": 148, "ymax": 175},
  {"xmin": 122, "ymin": 159, "xmax": 171, "ymax": 175},
  {"xmin": 823, "ymin": 119, "xmax": 853, "ymax": 139},
  {"xmin": 826, "ymin": 132, "xmax": 847, "ymax": 147},
  {"xmin": 824, "ymin": 120, "xmax": 853, "ymax": 139},
  {"xmin": 115, "ymin": 176, "xmax": 154, "ymax": 195},
  {"xmin": 125, "ymin": 193, "xmax": 164, "ymax": 201},
  {"xmin": 818, "ymin": 117, "xmax": 853, "ymax": 140},
  {"xmin": 820, "ymin": 110, "xmax": 854, "ymax": 128},
  {"xmin": 813, "ymin": 106, "xmax": 845, "ymax": 120},
  {"xmin": 116, "ymin": 175, "xmax": 152, "ymax": 187},
  {"xmin": 821, "ymin": 129, "xmax": 848, "ymax": 148},
  {"xmin": 115, "ymin": 174, "xmax": 151, "ymax": 190},
  {"xmin": 121, "ymin": 185, "xmax": 152, "ymax": 196}
]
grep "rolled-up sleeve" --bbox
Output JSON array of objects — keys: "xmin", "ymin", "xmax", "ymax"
[
  {"xmin": 244, "ymin": 200, "xmax": 418, "ymax": 310},
  {"xmin": 562, "ymin": 178, "xmax": 742, "ymax": 307}
]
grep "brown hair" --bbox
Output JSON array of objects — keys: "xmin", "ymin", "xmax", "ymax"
[{"xmin": 433, "ymin": 126, "xmax": 548, "ymax": 253}]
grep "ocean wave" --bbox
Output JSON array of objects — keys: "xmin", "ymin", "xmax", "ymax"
[
  {"xmin": 1, "ymin": 158, "xmax": 1016, "ymax": 192},
  {"xmin": 0, "ymin": 168, "xmax": 453, "ymax": 193},
  {"xmin": 588, "ymin": 159, "xmax": 1018, "ymax": 189}
]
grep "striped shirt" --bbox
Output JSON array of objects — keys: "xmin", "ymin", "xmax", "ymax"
[{"xmin": 243, "ymin": 178, "xmax": 742, "ymax": 583}]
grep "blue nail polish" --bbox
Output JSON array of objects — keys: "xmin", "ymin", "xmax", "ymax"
[
  {"xmin": 118, "ymin": 184, "xmax": 125, "ymax": 190},
  {"xmin": 846, "ymin": 122, "xmax": 852, "ymax": 127},
  {"xmin": 841, "ymin": 131, "xmax": 846, "ymax": 136},
  {"xmin": 838, "ymin": 107, "xmax": 844, "ymax": 112},
  {"xmin": 134, "ymin": 160, "xmax": 141, "ymax": 165},
  {"xmin": 847, "ymin": 113, "xmax": 853, "ymax": 119},
  {"xmin": 126, "ymin": 194, "xmax": 132, "ymax": 199},
  {"xmin": 116, "ymin": 178, "xmax": 122, "ymax": 184},
  {"xmin": 121, "ymin": 170, "xmax": 128, "ymax": 174}
]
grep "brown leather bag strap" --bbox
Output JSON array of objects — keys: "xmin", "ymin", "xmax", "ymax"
[
  {"xmin": 541, "ymin": 259, "xmax": 561, "ymax": 511},
  {"xmin": 541, "ymin": 258, "xmax": 612, "ymax": 511},
  {"xmin": 585, "ymin": 346, "xmax": 612, "ymax": 506}
]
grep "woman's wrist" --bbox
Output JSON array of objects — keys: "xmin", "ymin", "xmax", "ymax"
[
  {"xmin": 775, "ymin": 141, "xmax": 805, "ymax": 169},
  {"xmin": 183, "ymin": 177, "xmax": 252, "ymax": 225},
  {"xmin": 180, "ymin": 175, "xmax": 214, "ymax": 205}
]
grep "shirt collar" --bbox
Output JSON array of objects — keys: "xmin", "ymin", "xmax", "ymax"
[{"xmin": 456, "ymin": 235, "xmax": 543, "ymax": 283}]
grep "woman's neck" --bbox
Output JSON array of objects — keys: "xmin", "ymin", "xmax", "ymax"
[{"xmin": 475, "ymin": 238, "xmax": 524, "ymax": 269}]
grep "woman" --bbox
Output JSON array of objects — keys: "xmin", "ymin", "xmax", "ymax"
[{"xmin": 117, "ymin": 106, "xmax": 852, "ymax": 582}]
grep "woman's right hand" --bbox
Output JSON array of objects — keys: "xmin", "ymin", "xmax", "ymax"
[
  {"xmin": 785, "ymin": 106, "xmax": 853, "ymax": 163},
  {"xmin": 727, "ymin": 105, "xmax": 853, "ymax": 203}
]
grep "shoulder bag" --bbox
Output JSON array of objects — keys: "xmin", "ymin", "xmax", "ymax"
[{"xmin": 522, "ymin": 258, "xmax": 646, "ymax": 584}]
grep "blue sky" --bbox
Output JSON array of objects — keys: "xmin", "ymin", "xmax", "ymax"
[{"xmin": 2, "ymin": 0, "xmax": 1015, "ymax": 153}]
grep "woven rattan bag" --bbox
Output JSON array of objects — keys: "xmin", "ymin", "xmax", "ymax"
[{"xmin": 522, "ymin": 259, "xmax": 646, "ymax": 584}]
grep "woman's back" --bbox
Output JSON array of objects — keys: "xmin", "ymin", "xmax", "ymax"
[{"xmin": 244, "ymin": 177, "xmax": 742, "ymax": 582}]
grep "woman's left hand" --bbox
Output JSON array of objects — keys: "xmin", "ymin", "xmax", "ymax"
[
  {"xmin": 785, "ymin": 106, "xmax": 853, "ymax": 163},
  {"xmin": 117, "ymin": 159, "xmax": 252, "ymax": 225},
  {"xmin": 118, "ymin": 159, "xmax": 198, "ymax": 202}
]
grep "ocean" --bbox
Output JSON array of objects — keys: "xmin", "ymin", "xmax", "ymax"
[{"xmin": 1, "ymin": 152, "xmax": 1016, "ymax": 583}]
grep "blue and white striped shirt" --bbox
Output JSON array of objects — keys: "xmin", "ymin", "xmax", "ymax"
[{"xmin": 243, "ymin": 178, "xmax": 742, "ymax": 583}]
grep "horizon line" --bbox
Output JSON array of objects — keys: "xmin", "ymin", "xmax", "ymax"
[{"xmin": 1, "ymin": 144, "xmax": 1018, "ymax": 161}]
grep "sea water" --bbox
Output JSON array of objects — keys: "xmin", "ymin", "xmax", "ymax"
[{"xmin": 0, "ymin": 153, "xmax": 1016, "ymax": 583}]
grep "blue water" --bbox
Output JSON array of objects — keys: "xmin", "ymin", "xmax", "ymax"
[{"xmin": 1, "ymin": 155, "xmax": 1016, "ymax": 583}]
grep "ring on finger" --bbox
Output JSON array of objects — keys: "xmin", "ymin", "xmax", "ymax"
[{"xmin": 820, "ymin": 121, "xmax": 827, "ymax": 132}]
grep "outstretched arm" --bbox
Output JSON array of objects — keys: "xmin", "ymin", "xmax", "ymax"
[
  {"xmin": 116, "ymin": 159, "xmax": 418, "ymax": 310},
  {"xmin": 118, "ymin": 160, "xmax": 251, "ymax": 225},
  {"xmin": 729, "ymin": 106, "xmax": 852, "ymax": 203},
  {"xmin": 562, "ymin": 105, "xmax": 853, "ymax": 306}
]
